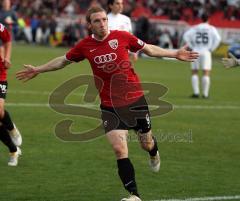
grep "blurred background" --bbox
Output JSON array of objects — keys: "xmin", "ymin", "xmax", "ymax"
[
  {"xmin": 1, "ymin": 0, "xmax": 240, "ymax": 55},
  {"xmin": 0, "ymin": 1, "xmax": 240, "ymax": 201}
]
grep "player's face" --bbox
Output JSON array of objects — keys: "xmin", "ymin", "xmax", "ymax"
[
  {"xmin": 89, "ymin": 11, "xmax": 109, "ymax": 39},
  {"xmin": 110, "ymin": 0, "xmax": 123, "ymax": 14},
  {"xmin": 2, "ymin": 0, "xmax": 10, "ymax": 9}
]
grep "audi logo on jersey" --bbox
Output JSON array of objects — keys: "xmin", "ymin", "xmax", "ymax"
[{"xmin": 94, "ymin": 53, "xmax": 117, "ymax": 64}]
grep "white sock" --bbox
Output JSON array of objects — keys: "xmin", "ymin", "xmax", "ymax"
[
  {"xmin": 202, "ymin": 75, "xmax": 210, "ymax": 97},
  {"xmin": 191, "ymin": 75, "xmax": 199, "ymax": 95}
]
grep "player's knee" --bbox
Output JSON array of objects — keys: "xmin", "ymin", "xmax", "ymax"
[
  {"xmin": 192, "ymin": 69, "xmax": 198, "ymax": 74},
  {"xmin": 112, "ymin": 144, "xmax": 128, "ymax": 158},
  {"xmin": 203, "ymin": 70, "xmax": 210, "ymax": 76},
  {"xmin": 139, "ymin": 132, "xmax": 154, "ymax": 151}
]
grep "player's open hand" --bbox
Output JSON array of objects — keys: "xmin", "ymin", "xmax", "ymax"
[
  {"xmin": 16, "ymin": 64, "xmax": 39, "ymax": 82},
  {"xmin": 176, "ymin": 45, "xmax": 199, "ymax": 62},
  {"xmin": 222, "ymin": 53, "xmax": 239, "ymax": 69}
]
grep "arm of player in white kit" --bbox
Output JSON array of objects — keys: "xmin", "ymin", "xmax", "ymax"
[{"xmin": 210, "ymin": 28, "xmax": 221, "ymax": 52}]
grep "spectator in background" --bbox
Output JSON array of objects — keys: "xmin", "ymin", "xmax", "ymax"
[
  {"xmin": 64, "ymin": 1, "xmax": 76, "ymax": 17},
  {"xmin": 74, "ymin": 17, "xmax": 87, "ymax": 40},
  {"xmin": 32, "ymin": 0, "xmax": 42, "ymax": 12},
  {"xmin": 49, "ymin": 14, "xmax": 58, "ymax": 45},
  {"xmin": 30, "ymin": 14, "xmax": 39, "ymax": 44},
  {"xmin": 15, "ymin": 12, "xmax": 29, "ymax": 43},
  {"xmin": 131, "ymin": 1, "xmax": 152, "ymax": 19},
  {"xmin": 89, "ymin": 0, "xmax": 102, "ymax": 8},
  {"xmin": 224, "ymin": 1, "xmax": 240, "ymax": 20},
  {"xmin": 4, "ymin": 0, "xmax": 239, "ymax": 49},
  {"xmin": 171, "ymin": 30, "xmax": 180, "ymax": 49},
  {"xmin": 135, "ymin": 16, "xmax": 150, "ymax": 44},
  {"xmin": 227, "ymin": 0, "xmax": 240, "ymax": 7},
  {"xmin": 0, "ymin": 0, "xmax": 18, "ymax": 32},
  {"xmin": 38, "ymin": 15, "xmax": 50, "ymax": 45},
  {"xmin": 158, "ymin": 29, "xmax": 173, "ymax": 49},
  {"xmin": 135, "ymin": 15, "xmax": 151, "ymax": 57},
  {"xmin": 62, "ymin": 21, "xmax": 78, "ymax": 47},
  {"xmin": 169, "ymin": 1, "xmax": 181, "ymax": 20}
]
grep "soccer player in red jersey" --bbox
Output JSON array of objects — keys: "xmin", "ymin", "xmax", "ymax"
[
  {"xmin": 0, "ymin": 22, "xmax": 22, "ymax": 166},
  {"xmin": 16, "ymin": 7, "xmax": 199, "ymax": 201},
  {"xmin": 0, "ymin": 0, "xmax": 18, "ymax": 59}
]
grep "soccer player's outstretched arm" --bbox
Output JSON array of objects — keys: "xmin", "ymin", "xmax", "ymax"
[
  {"xmin": 16, "ymin": 56, "xmax": 72, "ymax": 82},
  {"xmin": 141, "ymin": 44, "xmax": 199, "ymax": 62},
  {"xmin": 222, "ymin": 53, "xmax": 240, "ymax": 69}
]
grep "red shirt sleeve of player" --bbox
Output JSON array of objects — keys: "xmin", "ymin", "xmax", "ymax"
[
  {"xmin": 122, "ymin": 31, "xmax": 145, "ymax": 52},
  {"xmin": 65, "ymin": 40, "xmax": 85, "ymax": 62},
  {"xmin": 0, "ymin": 23, "xmax": 11, "ymax": 43}
]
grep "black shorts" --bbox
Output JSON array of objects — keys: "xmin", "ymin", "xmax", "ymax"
[
  {"xmin": 100, "ymin": 96, "xmax": 151, "ymax": 134},
  {"xmin": 0, "ymin": 81, "xmax": 8, "ymax": 99}
]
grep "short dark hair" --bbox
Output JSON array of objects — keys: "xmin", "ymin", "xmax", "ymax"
[
  {"xmin": 86, "ymin": 6, "xmax": 106, "ymax": 23},
  {"xmin": 201, "ymin": 13, "xmax": 209, "ymax": 22},
  {"xmin": 107, "ymin": 0, "xmax": 115, "ymax": 6}
]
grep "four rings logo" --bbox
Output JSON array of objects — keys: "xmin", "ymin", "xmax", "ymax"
[{"xmin": 94, "ymin": 53, "xmax": 117, "ymax": 64}]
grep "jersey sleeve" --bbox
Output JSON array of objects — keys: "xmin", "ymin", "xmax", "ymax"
[
  {"xmin": 210, "ymin": 27, "xmax": 221, "ymax": 51},
  {"xmin": 65, "ymin": 40, "xmax": 85, "ymax": 62},
  {"xmin": 0, "ymin": 23, "xmax": 11, "ymax": 43},
  {"xmin": 123, "ymin": 31, "xmax": 145, "ymax": 52}
]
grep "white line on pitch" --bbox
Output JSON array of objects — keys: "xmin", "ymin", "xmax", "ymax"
[
  {"xmin": 7, "ymin": 90, "xmax": 240, "ymax": 110},
  {"xmin": 6, "ymin": 103, "xmax": 98, "ymax": 108},
  {"xmin": 5, "ymin": 103, "xmax": 240, "ymax": 110},
  {"xmin": 150, "ymin": 195, "xmax": 240, "ymax": 201},
  {"xmin": 8, "ymin": 90, "xmax": 84, "ymax": 96},
  {"xmin": 173, "ymin": 105, "xmax": 240, "ymax": 110}
]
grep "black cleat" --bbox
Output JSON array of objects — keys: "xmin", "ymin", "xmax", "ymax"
[{"xmin": 190, "ymin": 94, "xmax": 200, "ymax": 98}]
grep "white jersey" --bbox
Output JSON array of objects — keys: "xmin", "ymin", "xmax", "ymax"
[
  {"xmin": 183, "ymin": 23, "xmax": 221, "ymax": 53},
  {"xmin": 107, "ymin": 12, "xmax": 132, "ymax": 33}
]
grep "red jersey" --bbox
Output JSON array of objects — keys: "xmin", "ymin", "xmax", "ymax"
[
  {"xmin": 66, "ymin": 30, "xmax": 145, "ymax": 107},
  {"xmin": 0, "ymin": 23, "xmax": 11, "ymax": 81}
]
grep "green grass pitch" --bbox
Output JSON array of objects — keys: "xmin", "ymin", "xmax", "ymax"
[{"xmin": 0, "ymin": 44, "xmax": 239, "ymax": 201}]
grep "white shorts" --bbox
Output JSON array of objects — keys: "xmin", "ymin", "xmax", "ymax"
[{"xmin": 191, "ymin": 51, "xmax": 212, "ymax": 71}]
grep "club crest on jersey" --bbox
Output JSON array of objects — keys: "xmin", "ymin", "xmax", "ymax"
[
  {"xmin": 137, "ymin": 39, "xmax": 144, "ymax": 46},
  {"xmin": 108, "ymin": 39, "xmax": 118, "ymax": 50}
]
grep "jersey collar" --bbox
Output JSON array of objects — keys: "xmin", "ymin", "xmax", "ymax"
[{"xmin": 91, "ymin": 31, "xmax": 111, "ymax": 42}]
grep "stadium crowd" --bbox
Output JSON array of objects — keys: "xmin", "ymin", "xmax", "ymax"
[
  {"xmin": 0, "ymin": 0, "xmax": 240, "ymax": 48},
  {"xmin": 8, "ymin": 0, "xmax": 240, "ymax": 20}
]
